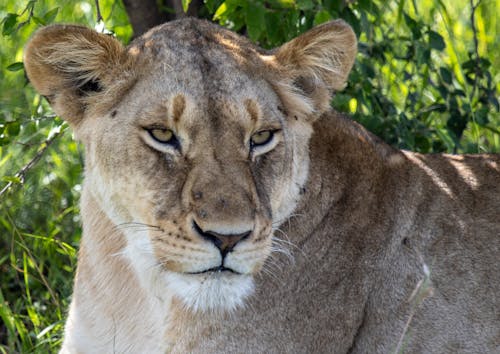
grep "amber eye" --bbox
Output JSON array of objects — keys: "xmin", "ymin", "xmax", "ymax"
[
  {"xmin": 250, "ymin": 130, "xmax": 274, "ymax": 148},
  {"xmin": 147, "ymin": 128, "xmax": 180, "ymax": 149}
]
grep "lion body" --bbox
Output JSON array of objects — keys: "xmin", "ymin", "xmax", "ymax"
[{"xmin": 24, "ymin": 18, "xmax": 499, "ymax": 354}]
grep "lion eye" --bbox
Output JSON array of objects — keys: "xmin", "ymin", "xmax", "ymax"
[
  {"xmin": 148, "ymin": 128, "xmax": 176, "ymax": 144},
  {"xmin": 250, "ymin": 130, "xmax": 274, "ymax": 148}
]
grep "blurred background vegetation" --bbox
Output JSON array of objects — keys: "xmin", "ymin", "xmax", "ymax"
[{"xmin": 0, "ymin": 0, "xmax": 498, "ymax": 352}]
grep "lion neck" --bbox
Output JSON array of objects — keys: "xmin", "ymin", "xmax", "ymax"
[
  {"xmin": 67, "ymin": 190, "xmax": 173, "ymax": 352},
  {"xmin": 273, "ymin": 111, "xmax": 404, "ymax": 317},
  {"xmin": 291, "ymin": 112, "xmax": 401, "ymax": 246}
]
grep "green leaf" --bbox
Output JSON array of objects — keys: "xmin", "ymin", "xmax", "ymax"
[
  {"xmin": 447, "ymin": 111, "xmax": 468, "ymax": 139},
  {"xmin": 358, "ymin": 0, "xmax": 379, "ymax": 15},
  {"xmin": 416, "ymin": 44, "xmax": 430, "ymax": 66},
  {"xmin": 213, "ymin": 1, "xmax": 230, "ymax": 20},
  {"xmin": 429, "ymin": 30, "xmax": 445, "ymax": 51},
  {"xmin": 341, "ymin": 8, "xmax": 360, "ymax": 35},
  {"xmin": 6, "ymin": 62, "xmax": 24, "ymax": 72},
  {"xmin": 475, "ymin": 106, "xmax": 489, "ymax": 126},
  {"xmin": 296, "ymin": 0, "xmax": 314, "ymax": 11},
  {"xmin": 42, "ymin": 8, "xmax": 59, "ymax": 24},
  {"xmin": 6, "ymin": 122, "xmax": 20, "ymax": 136},
  {"xmin": 245, "ymin": 1, "xmax": 265, "ymax": 42},
  {"xmin": 403, "ymin": 13, "xmax": 422, "ymax": 39},
  {"xmin": 439, "ymin": 67, "xmax": 452, "ymax": 84},
  {"xmin": 403, "ymin": 13, "xmax": 417, "ymax": 29},
  {"xmin": 414, "ymin": 134, "xmax": 431, "ymax": 153},
  {"xmin": 461, "ymin": 59, "xmax": 475, "ymax": 71},
  {"xmin": 0, "ymin": 136, "xmax": 10, "ymax": 146},
  {"xmin": 32, "ymin": 16, "xmax": 45, "ymax": 26},
  {"xmin": 181, "ymin": 0, "xmax": 192, "ymax": 13},
  {"xmin": 265, "ymin": 11, "xmax": 283, "ymax": 47},
  {"xmin": 461, "ymin": 103, "xmax": 471, "ymax": 114},
  {"xmin": 479, "ymin": 57, "xmax": 491, "ymax": 69},
  {"xmin": 1, "ymin": 176, "xmax": 21, "ymax": 184},
  {"xmin": 2, "ymin": 13, "xmax": 18, "ymax": 36},
  {"xmin": 273, "ymin": 0, "xmax": 296, "ymax": 8},
  {"xmin": 205, "ymin": 0, "xmax": 216, "ymax": 13},
  {"xmin": 313, "ymin": 10, "xmax": 332, "ymax": 26},
  {"xmin": 488, "ymin": 95, "xmax": 499, "ymax": 111}
]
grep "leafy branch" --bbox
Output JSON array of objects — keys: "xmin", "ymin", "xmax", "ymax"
[
  {"xmin": 0, "ymin": 127, "xmax": 65, "ymax": 198},
  {"xmin": 15, "ymin": 0, "xmax": 36, "ymax": 31},
  {"xmin": 1, "ymin": 1, "xmax": 59, "ymax": 36}
]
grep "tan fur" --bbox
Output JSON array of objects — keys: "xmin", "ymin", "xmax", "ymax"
[{"xmin": 24, "ymin": 19, "xmax": 499, "ymax": 353}]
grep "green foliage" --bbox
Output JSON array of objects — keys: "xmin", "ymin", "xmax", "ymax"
[{"xmin": 0, "ymin": 0, "xmax": 499, "ymax": 352}]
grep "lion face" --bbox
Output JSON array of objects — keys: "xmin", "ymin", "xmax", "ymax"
[
  {"xmin": 24, "ymin": 19, "xmax": 356, "ymax": 312},
  {"xmin": 83, "ymin": 52, "xmax": 307, "ymax": 311},
  {"xmin": 82, "ymin": 35, "xmax": 314, "ymax": 311}
]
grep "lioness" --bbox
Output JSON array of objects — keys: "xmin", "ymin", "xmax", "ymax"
[{"xmin": 24, "ymin": 18, "xmax": 499, "ymax": 353}]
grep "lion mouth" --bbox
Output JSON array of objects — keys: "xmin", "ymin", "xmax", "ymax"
[{"xmin": 188, "ymin": 265, "xmax": 241, "ymax": 275}]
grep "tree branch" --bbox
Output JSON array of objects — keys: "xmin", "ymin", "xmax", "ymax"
[
  {"xmin": 95, "ymin": 0, "xmax": 104, "ymax": 23},
  {"xmin": 469, "ymin": 0, "xmax": 482, "ymax": 96},
  {"xmin": 122, "ymin": 0, "xmax": 169, "ymax": 38},
  {"xmin": 0, "ymin": 129, "xmax": 64, "ymax": 199},
  {"xmin": 122, "ymin": 0, "xmax": 203, "ymax": 38}
]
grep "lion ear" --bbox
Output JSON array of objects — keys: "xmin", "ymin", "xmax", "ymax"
[
  {"xmin": 272, "ymin": 20, "xmax": 357, "ymax": 118},
  {"xmin": 24, "ymin": 25, "xmax": 129, "ymax": 125}
]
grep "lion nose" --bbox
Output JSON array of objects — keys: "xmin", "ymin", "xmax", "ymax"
[{"xmin": 193, "ymin": 221, "xmax": 251, "ymax": 256}]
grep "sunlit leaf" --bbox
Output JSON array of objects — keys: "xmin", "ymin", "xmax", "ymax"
[
  {"xmin": 2, "ymin": 176, "xmax": 21, "ymax": 184},
  {"xmin": 181, "ymin": 0, "xmax": 192, "ymax": 13},
  {"xmin": 32, "ymin": 16, "xmax": 45, "ymax": 25},
  {"xmin": 43, "ymin": 8, "xmax": 59, "ymax": 24},
  {"xmin": 213, "ymin": 2, "xmax": 229, "ymax": 20}
]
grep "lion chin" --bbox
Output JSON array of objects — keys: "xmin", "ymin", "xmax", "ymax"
[{"xmin": 165, "ymin": 271, "xmax": 255, "ymax": 313}]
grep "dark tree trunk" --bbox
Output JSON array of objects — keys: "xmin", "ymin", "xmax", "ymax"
[{"xmin": 122, "ymin": 0, "xmax": 203, "ymax": 38}]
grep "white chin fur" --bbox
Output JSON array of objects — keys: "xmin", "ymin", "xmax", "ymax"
[{"xmin": 165, "ymin": 271, "xmax": 254, "ymax": 313}]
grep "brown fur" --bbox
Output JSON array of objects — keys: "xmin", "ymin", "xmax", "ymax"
[{"xmin": 24, "ymin": 18, "xmax": 499, "ymax": 353}]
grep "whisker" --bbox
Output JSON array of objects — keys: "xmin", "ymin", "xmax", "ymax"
[
  {"xmin": 259, "ymin": 262, "xmax": 284, "ymax": 286},
  {"xmin": 114, "ymin": 222, "xmax": 163, "ymax": 231},
  {"xmin": 270, "ymin": 246, "xmax": 294, "ymax": 264},
  {"xmin": 273, "ymin": 229, "xmax": 304, "ymax": 257},
  {"xmin": 148, "ymin": 261, "xmax": 169, "ymax": 272},
  {"xmin": 265, "ymin": 254, "xmax": 287, "ymax": 274},
  {"xmin": 268, "ymin": 254, "xmax": 290, "ymax": 273},
  {"xmin": 272, "ymin": 213, "xmax": 305, "ymax": 227},
  {"xmin": 110, "ymin": 249, "xmax": 128, "ymax": 258},
  {"xmin": 272, "ymin": 233, "xmax": 295, "ymax": 248}
]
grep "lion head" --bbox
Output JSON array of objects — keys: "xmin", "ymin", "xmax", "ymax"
[{"xmin": 24, "ymin": 18, "xmax": 357, "ymax": 312}]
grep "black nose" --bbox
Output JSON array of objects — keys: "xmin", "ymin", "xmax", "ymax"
[{"xmin": 193, "ymin": 221, "xmax": 251, "ymax": 256}]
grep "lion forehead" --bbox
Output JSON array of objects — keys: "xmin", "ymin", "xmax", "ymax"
[{"xmin": 126, "ymin": 20, "xmax": 272, "ymax": 96}]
